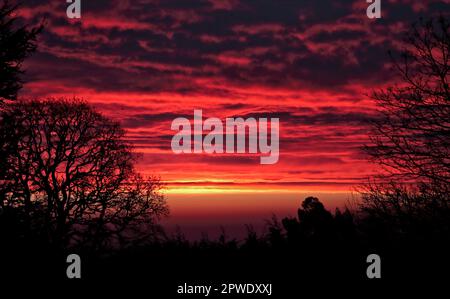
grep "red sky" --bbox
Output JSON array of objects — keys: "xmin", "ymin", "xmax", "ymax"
[{"xmin": 16, "ymin": 0, "xmax": 450, "ymax": 238}]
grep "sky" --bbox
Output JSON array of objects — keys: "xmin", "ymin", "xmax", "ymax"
[{"xmin": 15, "ymin": 0, "xmax": 450, "ymax": 239}]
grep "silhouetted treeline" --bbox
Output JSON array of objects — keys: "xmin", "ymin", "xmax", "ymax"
[{"xmin": 61, "ymin": 195, "xmax": 449, "ymax": 294}]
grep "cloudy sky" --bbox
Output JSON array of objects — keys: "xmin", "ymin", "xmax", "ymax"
[{"xmin": 16, "ymin": 0, "xmax": 450, "ymax": 237}]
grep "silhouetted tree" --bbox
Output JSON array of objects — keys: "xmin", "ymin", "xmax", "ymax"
[
  {"xmin": 0, "ymin": 1, "xmax": 42, "ymax": 101},
  {"xmin": 242, "ymin": 225, "xmax": 267, "ymax": 250},
  {"xmin": 360, "ymin": 181, "xmax": 450, "ymax": 238},
  {"xmin": 265, "ymin": 215, "xmax": 285, "ymax": 248},
  {"xmin": 280, "ymin": 197, "xmax": 341, "ymax": 246},
  {"xmin": 297, "ymin": 197, "xmax": 334, "ymax": 234},
  {"xmin": 333, "ymin": 207, "xmax": 356, "ymax": 241},
  {"xmin": 362, "ymin": 17, "xmax": 450, "ymax": 236},
  {"xmin": 365, "ymin": 17, "xmax": 450, "ymax": 184},
  {"xmin": 0, "ymin": 99, "xmax": 168, "ymax": 249}
]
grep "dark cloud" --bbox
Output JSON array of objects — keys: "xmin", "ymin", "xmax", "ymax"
[
  {"xmin": 20, "ymin": 0, "xmax": 450, "ymax": 95},
  {"xmin": 122, "ymin": 112, "xmax": 187, "ymax": 128},
  {"xmin": 239, "ymin": 109, "xmax": 376, "ymax": 126}
]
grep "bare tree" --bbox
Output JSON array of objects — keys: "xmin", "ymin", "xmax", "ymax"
[
  {"xmin": 361, "ymin": 17, "xmax": 450, "ymax": 233},
  {"xmin": 0, "ymin": 1, "xmax": 42, "ymax": 101},
  {"xmin": 365, "ymin": 16, "xmax": 450, "ymax": 185},
  {"xmin": 0, "ymin": 99, "xmax": 168, "ymax": 249}
]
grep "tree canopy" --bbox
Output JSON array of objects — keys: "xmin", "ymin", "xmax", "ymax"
[{"xmin": 0, "ymin": 99, "xmax": 168, "ymax": 249}]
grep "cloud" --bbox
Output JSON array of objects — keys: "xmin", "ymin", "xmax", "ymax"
[{"xmin": 17, "ymin": 0, "xmax": 448, "ymax": 190}]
